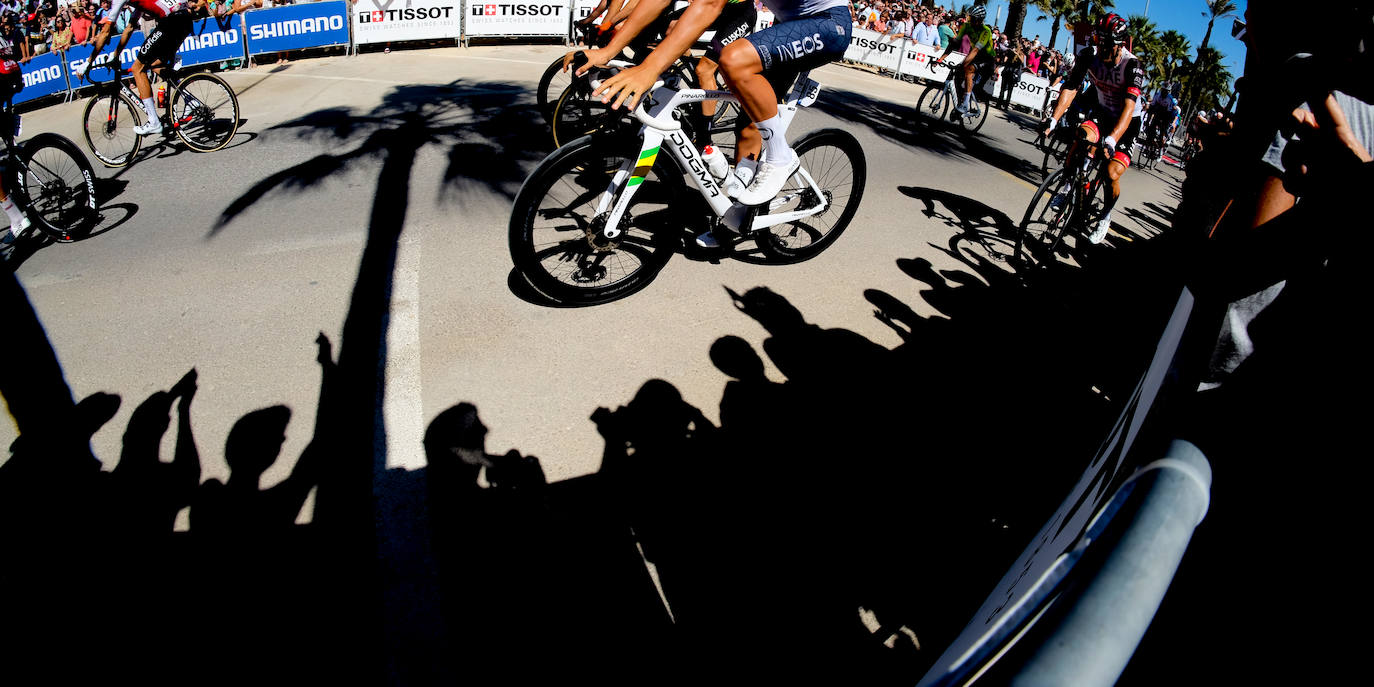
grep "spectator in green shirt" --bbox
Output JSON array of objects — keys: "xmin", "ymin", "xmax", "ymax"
[{"xmin": 937, "ymin": 13, "xmax": 955, "ymax": 50}]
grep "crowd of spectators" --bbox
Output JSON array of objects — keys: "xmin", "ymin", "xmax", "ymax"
[
  {"xmin": 848, "ymin": 1, "xmax": 1070, "ymax": 110},
  {"xmin": 0, "ymin": 0, "xmax": 299, "ymax": 64}
]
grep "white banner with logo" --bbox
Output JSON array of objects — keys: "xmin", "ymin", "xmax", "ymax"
[
  {"xmin": 844, "ymin": 28, "xmax": 1060, "ymax": 114},
  {"xmin": 353, "ymin": 0, "xmax": 462, "ymax": 45},
  {"xmin": 572, "ymin": 0, "xmax": 599, "ymax": 23},
  {"xmin": 756, "ymin": 9, "xmax": 774, "ymax": 31},
  {"xmin": 465, "ymin": 0, "xmax": 570, "ymax": 36}
]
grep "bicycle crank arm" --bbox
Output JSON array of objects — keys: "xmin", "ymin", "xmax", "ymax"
[{"xmin": 749, "ymin": 167, "xmax": 829, "ymax": 232}]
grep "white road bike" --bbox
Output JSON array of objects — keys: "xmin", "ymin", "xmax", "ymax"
[{"xmin": 509, "ymin": 56, "xmax": 866, "ymax": 306}]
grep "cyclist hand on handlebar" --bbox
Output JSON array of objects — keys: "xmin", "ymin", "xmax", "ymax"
[
  {"xmin": 565, "ymin": 47, "xmax": 613, "ymax": 76},
  {"xmin": 593, "ymin": 62, "xmax": 658, "ymax": 111}
]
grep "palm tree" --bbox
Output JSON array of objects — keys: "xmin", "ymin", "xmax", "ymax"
[
  {"xmin": 1189, "ymin": 46, "xmax": 1232, "ymax": 110},
  {"xmin": 1126, "ymin": 14, "xmax": 1160, "ymax": 68},
  {"xmin": 1005, "ymin": 0, "xmax": 1029, "ymax": 40},
  {"xmin": 1032, "ymin": 0, "xmax": 1077, "ymax": 54},
  {"xmin": 1197, "ymin": 0, "xmax": 1237, "ymax": 56},
  {"xmin": 1156, "ymin": 30, "xmax": 1191, "ymax": 84}
]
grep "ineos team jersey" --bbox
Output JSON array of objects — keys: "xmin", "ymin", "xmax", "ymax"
[
  {"xmin": 100, "ymin": 0, "xmax": 183, "ymax": 22},
  {"xmin": 1065, "ymin": 45, "xmax": 1145, "ymax": 116},
  {"xmin": 760, "ymin": 0, "xmax": 849, "ymax": 23}
]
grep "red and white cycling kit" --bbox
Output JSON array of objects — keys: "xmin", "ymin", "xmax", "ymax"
[
  {"xmin": 1063, "ymin": 44, "xmax": 1145, "ymax": 165},
  {"xmin": 100, "ymin": 0, "xmax": 185, "ymax": 22}
]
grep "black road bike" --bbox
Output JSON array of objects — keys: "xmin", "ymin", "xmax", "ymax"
[
  {"xmin": 1, "ymin": 101, "xmax": 99, "ymax": 244},
  {"xmin": 81, "ymin": 63, "xmax": 240, "ymax": 168},
  {"xmin": 1014, "ymin": 129, "xmax": 1114, "ymax": 269}
]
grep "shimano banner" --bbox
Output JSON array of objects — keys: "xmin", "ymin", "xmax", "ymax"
[
  {"xmin": 466, "ymin": 1, "xmax": 569, "ymax": 37},
  {"xmin": 66, "ymin": 17, "xmax": 244, "ymax": 78},
  {"xmin": 245, "ymin": 1, "xmax": 351, "ymax": 55},
  {"xmin": 14, "ymin": 50, "xmax": 69, "ymax": 106},
  {"xmin": 354, "ymin": 0, "xmax": 462, "ymax": 44}
]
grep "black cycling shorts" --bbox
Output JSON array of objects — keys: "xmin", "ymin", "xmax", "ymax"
[
  {"xmin": 138, "ymin": 9, "xmax": 192, "ymax": 67},
  {"xmin": 704, "ymin": 1, "xmax": 758, "ymax": 62},
  {"xmin": 1080, "ymin": 103, "xmax": 1141, "ymax": 167},
  {"xmin": 746, "ymin": 5, "xmax": 850, "ymax": 92}
]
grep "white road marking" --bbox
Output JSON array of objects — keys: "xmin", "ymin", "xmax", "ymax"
[{"xmin": 385, "ymin": 236, "xmax": 426, "ymax": 469}]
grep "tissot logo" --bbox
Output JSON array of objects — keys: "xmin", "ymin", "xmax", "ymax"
[
  {"xmin": 372, "ymin": 10, "xmax": 382, "ymax": 21},
  {"xmin": 471, "ymin": 3, "xmax": 564, "ymax": 16}
]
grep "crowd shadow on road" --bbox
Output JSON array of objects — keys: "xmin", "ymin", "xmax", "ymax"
[{"xmin": 3, "ymin": 78, "xmax": 1209, "ymax": 686}]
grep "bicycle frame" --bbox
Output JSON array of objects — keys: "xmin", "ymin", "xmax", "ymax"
[{"xmin": 588, "ymin": 63, "xmax": 829, "ymax": 239}]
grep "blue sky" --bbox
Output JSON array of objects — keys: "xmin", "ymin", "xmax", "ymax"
[{"xmin": 978, "ymin": 0, "xmax": 1249, "ymax": 75}]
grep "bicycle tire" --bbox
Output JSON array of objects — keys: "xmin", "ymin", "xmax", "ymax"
[
  {"xmin": 82, "ymin": 90, "xmax": 144, "ymax": 168},
  {"xmin": 1014, "ymin": 167, "xmax": 1075, "ymax": 269},
  {"xmin": 536, "ymin": 56, "xmax": 573, "ymax": 124},
  {"xmin": 916, "ymin": 83, "xmax": 948, "ymax": 123},
  {"xmin": 15, "ymin": 133, "xmax": 99, "ymax": 243},
  {"xmin": 550, "ymin": 82, "xmax": 623, "ymax": 149},
  {"xmin": 170, "ymin": 73, "xmax": 239, "ymax": 153},
  {"xmin": 509, "ymin": 133, "xmax": 690, "ymax": 305},
  {"xmin": 754, "ymin": 128, "xmax": 866, "ymax": 264},
  {"xmin": 1040, "ymin": 131, "xmax": 1069, "ymax": 175}
]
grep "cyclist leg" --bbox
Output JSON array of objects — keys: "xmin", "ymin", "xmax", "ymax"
[
  {"xmin": 696, "ymin": 2, "xmax": 756, "ymax": 151},
  {"xmin": 133, "ymin": 11, "xmax": 193, "ymax": 134},
  {"xmin": 1089, "ymin": 113, "xmax": 1137, "ymax": 243},
  {"xmin": 720, "ymin": 5, "xmax": 851, "ymax": 205}
]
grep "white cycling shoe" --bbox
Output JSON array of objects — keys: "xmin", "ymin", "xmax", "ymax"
[
  {"xmin": 2, "ymin": 216, "xmax": 32, "ymax": 246},
  {"xmin": 734, "ymin": 155, "xmax": 800, "ymax": 207},
  {"xmin": 1088, "ymin": 214, "xmax": 1112, "ymax": 244},
  {"xmin": 134, "ymin": 120, "xmax": 163, "ymax": 136}
]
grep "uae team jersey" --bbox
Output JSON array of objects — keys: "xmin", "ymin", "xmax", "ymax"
[
  {"xmin": 101, "ymin": 0, "xmax": 183, "ymax": 21},
  {"xmin": 761, "ymin": 0, "xmax": 850, "ymax": 23},
  {"xmin": 1065, "ymin": 45, "xmax": 1146, "ymax": 116}
]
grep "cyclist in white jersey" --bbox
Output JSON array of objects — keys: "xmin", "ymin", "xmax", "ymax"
[
  {"xmin": 574, "ymin": 0, "xmax": 852, "ymax": 209},
  {"xmin": 78, "ymin": 0, "xmax": 193, "ymax": 136}
]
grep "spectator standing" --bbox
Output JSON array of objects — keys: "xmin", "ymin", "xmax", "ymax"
[
  {"xmin": 914, "ymin": 12, "xmax": 938, "ymax": 47},
  {"xmin": 937, "ymin": 12, "xmax": 955, "ymax": 50},
  {"xmin": 0, "ymin": 12, "xmax": 24, "ymax": 62},
  {"xmin": 997, "ymin": 44, "xmax": 1024, "ymax": 109},
  {"xmin": 69, "ymin": 0, "xmax": 90, "ymax": 44},
  {"xmin": 49, "ymin": 14, "xmax": 69, "ymax": 51},
  {"xmin": 1024, "ymin": 46, "xmax": 1040, "ymax": 76}
]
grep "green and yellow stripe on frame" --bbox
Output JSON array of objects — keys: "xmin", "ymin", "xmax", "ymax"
[{"xmin": 628, "ymin": 146, "xmax": 660, "ymax": 187}]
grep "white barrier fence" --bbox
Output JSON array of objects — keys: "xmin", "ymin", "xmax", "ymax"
[
  {"xmin": 19, "ymin": 8, "xmax": 1059, "ymax": 116},
  {"xmin": 844, "ymin": 27, "xmax": 1061, "ymax": 114}
]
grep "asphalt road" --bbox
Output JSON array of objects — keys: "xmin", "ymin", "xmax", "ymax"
[{"xmin": 3, "ymin": 45, "xmax": 1184, "ymax": 515}]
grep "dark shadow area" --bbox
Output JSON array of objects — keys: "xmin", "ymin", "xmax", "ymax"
[
  {"xmin": 84, "ymin": 202, "xmax": 140, "ymax": 240},
  {"xmin": 5, "ymin": 60, "xmax": 1357, "ymax": 687}
]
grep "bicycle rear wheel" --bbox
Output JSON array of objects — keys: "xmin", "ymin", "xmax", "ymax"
[
  {"xmin": 916, "ymin": 83, "xmax": 948, "ymax": 123},
  {"xmin": 82, "ymin": 90, "xmax": 143, "ymax": 168},
  {"xmin": 16, "ymin": 133, "xmax": 99, "ymax": 243},
  {"xmin": 754, "ymin": 128, "xmax": 866, "ymax": 264},
  {"xmin": 171, "ymin": 73, "xmax": 239, "ymax": 153},
  {"xmin": 509, "ymin": 133, "xmax": 694, "ymax": 305},
  {"xmin": 550, "ymin": 82, "xmax": 617, "ymax": 149},
  {"xmin": 536, "ymin": 56, "xmax": 573, "ymax": 123},
  {"xmin": 959, "ymin": 96, "xmax": 991, "ymax": 133},
  {"xmin": 1014, "ymin": 167, "xmax": 1076, "ymax": 269}
]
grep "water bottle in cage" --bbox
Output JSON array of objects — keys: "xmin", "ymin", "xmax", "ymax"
[{"xmin": 700, "ymin": 145, "xmax": 729, "ymax": 182}]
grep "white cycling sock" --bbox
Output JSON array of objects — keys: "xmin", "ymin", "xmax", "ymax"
[
  {"xmin": 756, "ymin": 115, "xmax": 795, "ymax": 166},
  {"xmin": 141, "ymin": 97, "xmax": 159, "ymax": 122},
  {"xmin": 3, "ymin": 196, "xmax": 21, "ymax": 221}
]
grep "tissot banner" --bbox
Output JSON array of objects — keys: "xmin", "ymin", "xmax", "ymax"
[
  {"xmin": 465, "ymin": 1, "xmax": 569, "ymax": 37},
  {"xmin": 354, "ymin": 0, "xmax": 463, "ymax": 45}
]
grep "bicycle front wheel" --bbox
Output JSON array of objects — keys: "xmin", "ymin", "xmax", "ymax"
[
  {"xmin": 171, "ymin": 73, "xmax": 239, "ymax": 153},
  {"xmin": 754, "ymin": 128, "xmax": 866, "ymax": 264},
  {"xmin": 16, "ymin": 133, "xmax": 99, "ymax": 243},
  {"xmin": 509, "ymin": 133, "xmax": 691, "ymax": 306},
  {"xmin": 1014, "ymin": 167, "xmax": 1075, "ymax": 269},
  {"xmin": 916, "ymin": 83, "xmax": 948, "ymax": 123},
  {"xmin": 82, "ymin": 91, "xmax": 143, "ymax": 168}
]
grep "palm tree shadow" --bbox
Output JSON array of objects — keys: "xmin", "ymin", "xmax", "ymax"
[{"xmin": 205, "ymin": 79, "xmax": 549, "ymax": 680}]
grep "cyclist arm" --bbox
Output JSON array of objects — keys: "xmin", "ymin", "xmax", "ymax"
[
  {"xmin": 81, "ymin": 16, "xmax": 119, "ymax": 73},
  {"xmin": 111, "ymin": 14, "xmax": 138, "ymax": 57},
  {"xmin": 570, "ymin": 0, "xmax": 669, "ymax": 71},
  {"xmin": 593, "ymin": 0, "xmax": 724, "ymax": 111},
  {"xmin": 602, "ymin": 0, "xmax": 642, "ymax": 29},
  {"xmin": 576, "ymin": 0, "xmax": 610, "ymax": 26}
]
